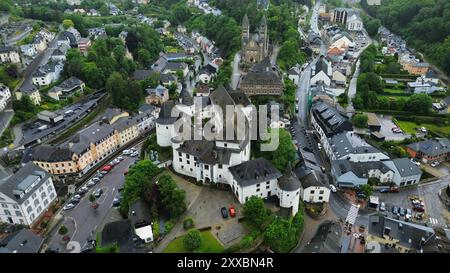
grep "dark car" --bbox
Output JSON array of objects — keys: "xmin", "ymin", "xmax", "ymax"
[
  {"xmin": 379, "ymin": 188, "xmax": 390, "ymax": 193},
  {"xmin": 112, "ymin": 193, "xmax": 121, "ymax": 207},
  {"xmin": 413, "ymin": 205, "xmax": 425, "ymax": 212},
  {"xmin": 221, "ymin": 207, "xmax": 228, "ymax": 219}
]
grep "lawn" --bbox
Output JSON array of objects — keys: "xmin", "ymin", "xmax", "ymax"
[
  {"xmin": 163, "ymin": 230, "xmax": 224, "ymax": 253},
  {"xmin": 396, "ymin": 120, "xmax": 450, "ymax": 135},
  {"xmin": 383, "ymin": 88, "xmax": 407, "ymax": 95}
]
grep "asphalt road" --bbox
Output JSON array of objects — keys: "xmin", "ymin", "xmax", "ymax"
[
  {"xmin": 47, "ymin": 149, "xmax": 141, "ymax": 252},
  {"xmin": 231, "ymin": 52, "xmax": 241, "ymax": 90}
]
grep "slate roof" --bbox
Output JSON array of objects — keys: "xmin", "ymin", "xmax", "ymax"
[
  {"xmin": 132, "ymin": 69, "xmax": 153, "ymax": 80},
  {"xmin": 391, "ymin": 158, "xmax": 422, "ymax": 177},
  {"xmin": 199, "ymin": 63, "xmax": 217, "ymax": 75},
  {"xmin": 160, "ymin": 73, "xmax": 176, "ymax": 83},
  {"xmin": 129, "ymin": 200, "xmax": 152, "ymax": 228},
  {"xmin": 299, "ymin": 170, "xmax": 327, "ymax": 189},
  {"xmin": 368, "ymin": 214, "xmax": 437, "ymax": 251},
  {"xmin": 100, "ymin": 219, "xmax": 135, "ymax": 253},
  {"xmin": 229, "ymin": 158, "xmax": 282, "ymax": 187},
  {"xmin": 165, "ymin": 62, "xmax": 187, "ymax": 71},
  {"xmin": 301, "ymin": 221, "xmax": 342, "ymax": 253},
  {"xmin": 177, "ymin": 140, "xmax": 233, "ymax": 165},
  {"xmin": 315, "ymin": 56, "xmax": 330, "ymax": 75},
  {"xmin": 112, "ymin": 117, "xmax": 137, "ymax": 132},
  {"xmin": 425, "ymin": 70, "xmax": 438, "ymax": 79},
  {"xmin": 0, "ymin": 46, "xmax": 16, "ymax": 53},
  {"xmin": 241, "ymin": 57, "xmax": 282, "ymax": 86},
  {"xmin": 32, "ymin": 145, "xmax": 73, "ymax": 162},
  {"xmin": 332, "ymin": 160, "xmax": 393, "ymax": 179},
  {"xmin": 0, "ymin": 162, "xmax": 50, "ymax": 204},
  {"xmin": 180, "ymin": 87, "xmax": 193, "ymax": 106},
  {"xmin": 329, "ymin": 131, "xmax": 384, "ymax": 159},
  {"xmin": 0, "ymin": 229, "xmax": 44, "ymax": 253},
  {"xmin": 278, "ymin": 173, "xmax": 301, "ymax": 191},
  {"xmin": 407, "ymin": 138, "xmax": 450, "ymax": 157},
  {"xmin": 311, "ymin": 100, "xmax": 353, "ymax": 136},
  {"xmin": 155, "ymin": 100, "xmax": 177, "ymax": 125}
]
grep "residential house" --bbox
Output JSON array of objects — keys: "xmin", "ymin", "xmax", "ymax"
[
  {"xmin": 403, "ymin": 61, "xmax": 429, "ymax": 75},
  {"xmin": 48, "ymin": 77, "xmax": 85, "ymax": 101},
  {"xmin": 160, "ymin": 73, "xmax": 177, "ymax": 87},
  {"xmin": 331, "ymin": 160, "xmax": 394, "ymax": 187},
  {"xmin": 332, "ymin": 68, "xmax": 347, "ymax": 86},
  {"xmin": 195, "ymin": 83, "xmax": 210, "ymax": 97},
  {"xmin": 288, "ymin": 66, "xmax": 301, "ymax": 86},
  {"xmin": 87, "ymin": 28, "xmax": 106, "ymax": 40},
  {"xmin": 32, "ymin": 36, "xmax": 47, "ymax": 53},
  {"xmin": 145, "ymin": 85, "xmax": 169, "ymax": 106},
  {"xmin": 129, "ymin": 200, "xmax": 153, "ymax": 243},
  {"xmin": 132, "ymin": 69, "xmax": 153, "ymax": 81},
  {"xmin": 0, "ymin": 46, "xmax": 21, "ymax": 64},
  {"xmin": 50, "ymin": 44, "xmax": 70, "ymax": 62},
  {"xmin": 406, "ymin": 138, "xmax": 450, "ymax": 163},
  {"xmin": 0, "ymin": 162, "xmax": 57, "ymax": 226},
  {"xmin": 407, "ymin": 81, "xmax": 443, "ymax": 94},
  {"xmin": 60, "ymin": 27, "xmax": 81, "ymax": 48},
  {"xmin": 330, "ymin": 32, "xmax": 355, "ymax": 51},
  {"xmin": 20, "ymin": 44, "xmax": 37, "ymax": 58},
  {"xmin": 346, "ymin": 14, "xmax": 363, "ymax": 31},
  {"xmin": 16, "ymin": 87, "xmax": 41, "ymax": 106},
  {"xmin": 78, "ymin": 38, "xmax": 91, "ymax": 56},
  {"xmin": 164, "ymin": 62, "xmax": 189, "ymax": 77},
  {"xmin": 297, "ymin": 167, "xmax": 331, "ymax": 203},
  {"xmin": 311, "ymin": 56, "xmax": 332, "ymax": 86},
  {"xmin": 198, "ymin": 63, "xmax": 217, "ymax": 84},
  {"xmin": 0, "ymin": 84, "xmax": 11, "ymax": 113},
  {"xmin": 326, "ymin": 132, "xmax": 389, "ymax": 162},
  {"xmin": 32, "ymin": 62, "xmax": 63, "ymax": 86},
  {"xmin": 383, "ymin": 158, "xmax": 422, "ymax": 187},
  {"xmin": 418, "ymin": 70, "xmax": 439, "ymax": 85},
  {"xmin": 112, "ymin": 117, "xmax": 139, "ymax": 146}
]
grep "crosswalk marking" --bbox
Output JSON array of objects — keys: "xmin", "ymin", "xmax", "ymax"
[
  {"xmin": 429, "ymin": 218, "xmax": 439, "ymax": 225},
  {"xmin": 346, "ymin": 204, "xmax": 359, "ymax": 225}
]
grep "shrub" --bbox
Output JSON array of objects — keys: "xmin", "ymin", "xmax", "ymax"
[
  {"xmin": 183, "ymin": 229, "xmax": 202, "ymax": 251},
  {"xmin": 164, "ymin": 220, "xmax": 174, "ymax": 234},
  {"xmin": 183, "ymin": 217, "xmax": 195, "ymax": 230},
  {"xmin": 58, "ymin": 225, "xmax": 68, "ymax": 235}
]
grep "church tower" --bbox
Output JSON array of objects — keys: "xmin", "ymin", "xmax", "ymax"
[
  {"xmin": 242, "ymin": 14, "xmax": 250, "ymax": 46},
  {"xmin": 259, "ymin": 15, "xmax": 269, "ymax": 58}
]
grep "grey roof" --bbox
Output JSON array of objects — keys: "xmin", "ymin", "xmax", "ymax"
[
  {"xmin": 425, "ymin": 70, "xmax": 438, "ymax": 79},
  {"xmin": 0, "ymin": 46, "xmax": 16, "ymax": 53},
  {"xmin": 199, "ymin": 64, "xmax": 217, "ymax": 75},
  {"xmin": 329, "ymin": 132, "xmax": 384, "ymax": 159},
  {"xmin": 229, "ymin": 158, "xmax": 282, "ymax": 187},
  {"xmin": 165, "ymin": 62, "xmax": 187, "ymax": 71},
  {"xmin": 315, "ymin": 56, "xmax": 330, "ymax": 75},
  {"xmin": 368, "ymin": 214, "xmax": 437, "ymax": 251},
  {"xmin": 391, "ymin": 158, "xmax": 422, "ymax": 177},
  {"xmin": 102, "ymin": 108, "xmax": 124, "ymax": 123},
  {"xmin": 0, "ymin": 163, "xmax": 50, "ymax": 204},
  {"xmin": 32, "ymin": 145, "xmax": 73, "ymax": 162},
  {"xmin": 0, "ymin": 229, "xmax": 44, "ymax": 253},
  {"xmin": 180, "ymin": 87, "xmax": 193, "ymax": 106},
  {"xmin": 160, "ymin": 72, "xmax": 176, "ymax": 83},
  {"xmin": 311, "ymin": 100, "xmax": 353, "ymax": 136},
  {"xmin": 129, "ymin": 200, "xmax": 152, "ymax": 228},
  {"xmin": 240, "ymin": 57, "xmax": 282, "ymax": 86},
  {"xmin": 112, "ymin": 117, "xmax": 137, "ymax": 132},
  {"xmin": 132, "ymin": 69, "xmax": 153, "ymax": 80},
  {"xmin": 302, "ymin": 221, "xmax": 342, "ymax": 253},
  {"xmin": 139, "ymin": 103, "xmax": 158, "ymax": 114},
  {"xmin": 332, "ymin": 159, "xmax": 393, "ymax": 179},
  {"xmin": 101, "ymin": 219, "xmax": 134, "ymax": 253},
  {"xmin": 58, "ymin": 76, "xmax": 84, "ymax": 92},
  {"xmin": 278, "ymin": 173, "xmax": 301, "ymax": 191},
  {"xmin": 442, "ymin": 96, "xmax": 450, "ymax": 105},
  {"xmin": 300, "ymin": 170, "xmax": 326, "ymax": 189},
  {"xmin": 177, "ymin": 140, "xmax": 233, "ymax": 165},
  {"xmin": 146, "ymin": 85, "xmax": 168, "ymax": 98},
  {"xmin": 407, "ymin": 138, "xmax": 450, "ymax": 157},
  {"xmin": 155, "ymin": 100, "xmax": 177, "ymax": 125}
]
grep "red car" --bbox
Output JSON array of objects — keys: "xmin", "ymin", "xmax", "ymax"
[
  {"xmin": 101, "ymin": 165, "xmax": 112, "ymax": 172},
  {"xmin": 390, "ymin": 187, "xmax": 399, "ymax": 193},
  {"xmin": 413, "ymin": 205, "xmax": 425, "ymax": 212},
  {"xmin": 229, "ymin": 206, "xmax": 236, "ymax": 217}
]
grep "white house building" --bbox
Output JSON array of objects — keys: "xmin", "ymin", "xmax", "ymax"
[
  {"xmin": 311, "ymin": 56, "xmax": 332, "ymax": 86},
  {"xmin": 0, "ymin": 47, "xmax": 21, "ymax": 64},
  {"xmin": 20, "ymin": 44, "xmax": 38, "ymax": 58},
  {"xmin": 32, "ymin": 62, "xmax": 63, "ymax": 86},
  {"xmin": 299, "ymin": 170, "xmax": 331, "ymax": 203},
  {"xmin": 346, "ymin": 14, "xmax": 363, "ymax": 31},
  {"xmin": 288, "ymin": 67, "xmax": 301, "ymax": 86},
  {"xmin": 0, "ymin": 84, "xmax": 11, "ymax": 112},
  {"xmin": 0, "ymin": 163, "xmax": 57, "ymax": 226}
]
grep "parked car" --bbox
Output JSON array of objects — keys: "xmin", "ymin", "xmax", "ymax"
[
  {"xmin": 405, "ymin": 209, "xmax": 412, "ymax": 221},
  {"xmin": 220, "ymin": 207, "xmax": 228, "ymax": 218},
  {"xmin": 430, "ymin": 161, "xmax": 439, "ymax": 167},
  {"xmin": 73, "ymin": 194, "xmax": 81, "ymax": 199},
  {"xmin": 392, "ymin": 206, "xmax": 399, "ymax": 215},
  {"xmin": 390, "ymin": 187, "xmax": 399, "ymax": 193},
  {"xmin": 94, "ymin": 188, "xmax": 103, "ymax": 198},
  {"xmin": 86, "ymin": 181, "xmax": 96, "ymax": 187},
  {"xmin": 112, "ymin": 193, "xmax": 121, "ymax": 207},
  {"xmin": 100, "ymin": 171, "xmax": 108, "ymax": 175},
  {"xmin": 81, "ymin": 186, "xmax": 89, "ymax": 191},
  {"xmin": 92, "ymin": 177, "xmax": 100, "ymax": 182},
  {"xmin": 77, "ymin": 189, "xmax": 87, "ymax": 195},
  {"xmin": 97, "ymin": 173, "xmax": 104, "ymax": 178},
  {"xmin": 399, "ymin": 207, "xmax": 406, "ymax": 216},
  {"xmin": 229, "ymin": 206, "xmax": 236, "ymax": 217},
  {"xmin": 69, "ymin": 197, "xmax": 80, "ymax": 204},
  {"xmin": 123, "ymin": 149, "xmax": 131, "ymax": 155},
  {"xmin": 130, "ymin": 151, "xmax": 139, "ymax": 157},
  {"xmin": 413, "ymin": 204, "xmax": 425, "ymax": 212},
  {"xmin": 102, "ymin": 165, "xmax": 112, "ymax": 172},
  {"xmin": 379, "ymin": 202, "xmax": 386, "ymax": 211},
  {"xmin": 63, "ymin": 203, "xmax": 75, "ymax": 211},
  {"xmin": 117, "ymin": 156, "xmax": 124, "ymax": 161},
  {"xmin": 379, "ymin": 188, "xmax": 390, "ymax": 193},
  {"xmin": 330, "ymin": 185, "xmax": 337, "ymax": 193}
]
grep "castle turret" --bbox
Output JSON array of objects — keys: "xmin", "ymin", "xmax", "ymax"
[{"xmin": 242, "ymin": 14, "xmax": 250, "ymax": 44}]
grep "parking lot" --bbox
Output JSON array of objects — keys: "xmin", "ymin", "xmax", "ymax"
[
  {"xmin": 373, "ymin": 177, "xmax": 450, "ymax": 228},
  {"xmin": 376, "ymin": 114, "xmax": 411, "ymax": 141},
  {"xmin": 46, "ymin": 146, "xmax": 141, "ymax": 252}
]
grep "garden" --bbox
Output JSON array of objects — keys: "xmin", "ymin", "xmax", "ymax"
[{"xmin": 163, "ymin": 229, "xmax": 224, "ymax": 253}]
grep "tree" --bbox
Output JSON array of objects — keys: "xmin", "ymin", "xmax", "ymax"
[
  {"xmin": 360, "ymin": 184, "xmax": 373, "ymax": 198},
  {"xmin": 99, "ymin": 5, "xmax": 109, "ymax": 16},
  {"xmin": 366, "ymin": 19, "xmax": 381, "ymax": 37},
  {"xmin": 406, "ymin": 93, "xmax": 432, "ymax": 114},
  {"xmin": 260, "ymin": 128, "xmax": 296, "ymax": 171},
  {"xmin": 62, "ymin": 19, "xmax": 74, "ymax": 29},
  {"xmin": 243, "ymin": 196, "xmax": 267, "ymax": 229},
  {"xmin": 89, "ymin": 194, "xmax": 96, "ymax": 202},
  {"xmin": 352, "ymin": 114, "xmax": 369, "ymax": 128},
  {"xmin": 106, "ymin": 72, "xmax": 143, "ymax": 112},
  {"xmin": 183, "ymin": 229, "xmax": 202, "ymax": 251},
  {"xmin": 120, "ymin": 160, "xmax": 162, "ymax": 213},
  {"xmin": 58, "ymin": 225, "xmax": 68, "ymax": 235},
  {"xmin": 158, "ymin": 175, "xmax": 186, "ymax": 219},
  {"xmin": 264, "ymin": 218, "xmax": 295, "ymax": 252}
]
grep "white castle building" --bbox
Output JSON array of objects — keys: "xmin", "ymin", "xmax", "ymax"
[{"xmin": 155, "ymin": 86, "xmax": 301, "ymax": 215}]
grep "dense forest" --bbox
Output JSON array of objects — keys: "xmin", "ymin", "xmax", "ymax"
[{"xmin": 362, "ymin": 0, "xmax": 450, "ymax": 75}]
